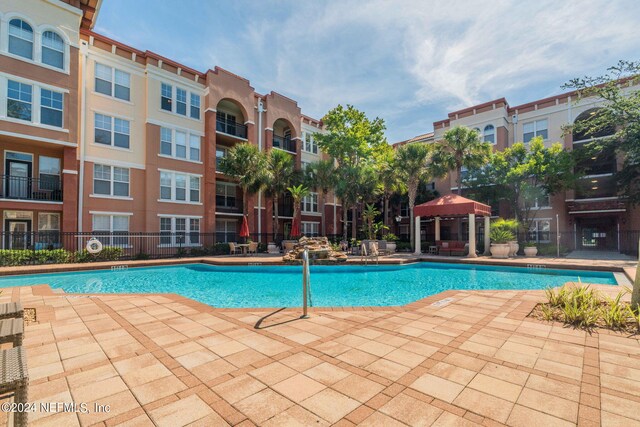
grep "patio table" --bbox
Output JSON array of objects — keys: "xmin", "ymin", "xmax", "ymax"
[{"xmin": 236, "ymin": 243, "xmax": 250, "ymax": 256}]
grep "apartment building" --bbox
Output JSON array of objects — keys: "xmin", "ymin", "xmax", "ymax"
[
  {"xmin": 0, "ymin": 0, "xmax": 341, "ymax": 251},
  {"xmin": 394, "ymin": 85, "xmax": 640, "ymax": 254}
]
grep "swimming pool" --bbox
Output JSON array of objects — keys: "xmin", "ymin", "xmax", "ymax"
[{"xmin": 0, "ymin": 262, "xmax": 617, "ymax": 308}]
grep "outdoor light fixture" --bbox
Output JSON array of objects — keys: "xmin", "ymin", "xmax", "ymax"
[{"xmin": 395, "ymin": 215, "xmax": 402, "ymax": 223}]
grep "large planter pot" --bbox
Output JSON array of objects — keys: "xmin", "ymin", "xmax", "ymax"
[
  {"xmin": 267, "ymin": 243, "xmax": 279, "ymax": 254},
  {"xmin": 508, "ymin": 241, "xmax": 519, "ymax": 257},
  {"xmin": 490, "ymin": 243, "xmax": 510, "ymax": 259},
  {"xmin": 386, "ymin": 242, "xmax": 397, "ymax": 253},
  {"xmin": 524, "ymin": 246, "xmax": 538, "ymax": 257}
]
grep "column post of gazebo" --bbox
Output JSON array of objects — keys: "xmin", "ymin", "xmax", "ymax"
[
  {"xmin": 468, "ymin": 213, "xmax": 477, "ymax": 258},
  {"xmin": 435, "ymin": 217, "xmax": 441, "ymax": 241},
  {"xmin": 414, "ymin": 216, "xmax": 421, "ymax": 255},
  {"xmin": 483, "ymin": 215, "xmax": 491, "ymax": 256}
]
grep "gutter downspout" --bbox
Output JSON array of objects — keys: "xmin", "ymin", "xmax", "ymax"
[
  {"xmin": 257, "ymin": 99, "xmax": 264, "ymax": 240},
  {"xmin": 78, "ymin": 41, "xmax": 88, "ymax": 235}
]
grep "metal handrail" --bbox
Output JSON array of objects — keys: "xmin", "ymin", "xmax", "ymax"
[
  {"xmin": 1, "ymin": 175, "xmax": 63, "ymax": 201},
  {"xmin": 301, "ymin": 249, "xmax": 310, "ymax": 318}
]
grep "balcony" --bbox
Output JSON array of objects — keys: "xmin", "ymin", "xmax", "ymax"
[
  {"xmin": 575, "ymin": 174, "xmax": 617, "ymax": 200},
  {"xmin": 1, "ymin": 175, "xmax": 63, "ymax": 202},
  {"xmin": 273, "ymin": 135, "xmax": 296, "ymax": 153},
  {"xmin": 216, "ymin": 117, "xmax": 247, "ymax": 139}
]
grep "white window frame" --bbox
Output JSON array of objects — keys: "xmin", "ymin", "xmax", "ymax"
[
  {"xmin": 94, "ymin": 61, "xmax": 131, "ymax": 101},
  {"xmin": 528, "ymin": 219, "xmax": 551, "ymax": 243},
  {"xmin": 3, "ymin": 77, "xmax": 67, "ymax": 130},
  {"xmin": 523, "ymin": 119, "xmax": 548, "ymax": 143},
  {"xmin": 159, "ymin": 82, "xmax": 201, "ymax": 120},
  {"xmin": 158, "ymin": 127, "xmax": 201, "ymax": 162},
  {"xmin": 40, "ymin": 88, "xmax": 64, "ymax": 128},
  {"xmin": 91, "ymin": 214, "xmax": 130, "ymax": 247},
  {"xmin": 216, "ymin": 181, "xmax": 237, "ymax": 208},
  {"xmin": 483, "ymin": 124, "xmax": 495, "ymax": 144},
  {"xmin": 94, "ymin": 113, "xmax": 130, "ymax": 150},
  {"xmin": 301, "ymin": 221, "xmax": 319, "ymax": 236},
  {"xmin": 303, "ymin": 132, "xmax": 318, "ymax": 154},
  {"xmin": 215, "ymin": 219, "xmax": 236, "ymax": 243},
  {"xmin": 216, "ymin": 146, "xmax": 228, "ymax": 170},
  {"xmin": 302, "ymin": 192, "xmax": 319, "ymax": 213},
  {"xmin": 158, "ymin": 170, "xmax": 201, "ymax": 204},
  {"xmin": 37, "ymin": 212, "xmax": 60, "ymax": 246},
  {"xmin": 158, "ymin": 215, "xmax": 201, "ymax": 247},
  {"xmin": 92, "ymin": 163, "xmax": 131, "ymax": 199}
]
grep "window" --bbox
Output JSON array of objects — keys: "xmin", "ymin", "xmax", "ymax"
[
  {"xmin": 302, "ymin": 222, "xmax": 319, "ymax": 236},
  {"xmin": 39, "ymin": 156, "xmax": 61, "ymax": 191},
  {"xmin": 8, "ymin": 19, "xmax": 33, "ymax": 59},
  {"xmin": 92, "ymin": 214, "xmax": 129, "ymax": 246},
  {"xmin": 216, "ymin": 146, "xmax": 228, "ymax": 169},
  {"xmin": 302, "ymin": 192, "xmax": 318, "ymax": 213},
  {"xmin": 40, "ymin": 89, "xmax": 63, "ymax": 127},
  {"xmin": 190, "ymin": 93, "xmax": 200, "ymax": 119},
  {"xmin": 41, "ymin": 31, "xmax": 64, "ymax": 69},
  {"xmin": 176, "ymin": 88, "xmax": 187, "ymax": 115},
  {"xmin": 159, "ymin": 171, "xmax": 200, "ymax": 203},
  {"xmin": 400, "ymin": 202, "xmax": 409, "ymax": 217},
  {"xmin": 528, "ymin": 220, "xmax": 551, "ymax": 243},
  {"xmin": 158, "ymin": 128, "xmax": 201, "ymax": 161},
  {"xmin": 527, "ymin": 192, "xmax": 550, "ymax": 208},
  {"xmin": 37, "ymin": 213, "xmax": 60, "ymax": 246},
  {"xmin": 161, "ymin": 83, "xmax": 172, "ymax": 111},
  {"xmin": 159, "ymin": 217, "xmax": 200, "ymax": 246},
  {"xmin": 93, "ymin": 164, "xmax": 130, "ymax": 197},
  {"xmin": 216, "ymin": 182, "xmax": 237, "ymax": 208},
  {"xmin": 94, "ymin": 113, "xmax": 130, "ymax": 149},
  {"xmin": 216, "ymin": 219, "xmax": 236, "ymax": 243},
  {"xmin": 523, "ymin": 119, "xmax": 548, "ymax": 143},
  {"xmin": 483, "ymin": 125, "xmax": 495, "ymax": 144},
  {"xmin": 94, "ymin": 62, "xmax": 130, "ymax": 101},
  {"xmin": 303, "ymin": 132, "xmax": 318, "ymax": 154},
  {"xmin": 7, "ymin": 80, "xmax": 32, "ymax": 121}
]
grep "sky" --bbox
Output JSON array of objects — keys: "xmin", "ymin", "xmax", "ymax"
[{"xmin": 94, "ymin": 0, "xmax": 640, "ymax": 143}]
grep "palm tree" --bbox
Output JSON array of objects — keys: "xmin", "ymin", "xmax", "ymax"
[
  {"xmin": 396, "ymin": 143, "xmax": 435, "ymax": 250},
  {"xmin": 378, "ymin": 150, "xmax": 405, "ymax": 229},
  {"xmin": 433, "ymin": 126, "xmax": 492, "ymax": 195},
  {"xmin": 334, "ymin": 164, "xmax": 361, "ymax": 241},
  {"xmin": 306, "ymin": 159, "xmax": 335, "ymax": 236},
  {"xmin": 263, "ymin": 150, "xmax": 295, "ymax": 239},
  {"xmin": 218, "ymin": 143, "xmax": 267, "ymax": 218},
  {"xmin": 287, "ymin": 184, "xmax": 310, "ymax": 235}
]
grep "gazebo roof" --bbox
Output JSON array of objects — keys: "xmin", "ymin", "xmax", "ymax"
[{"xmin": 414, "ymin": 194, "xmax": 491, "ymax": 217}]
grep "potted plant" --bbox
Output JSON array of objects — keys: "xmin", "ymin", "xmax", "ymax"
[
  {"xmin": 489, "ymin": 228, "xmax": 514, "ymax": 259},
  {"xmin": 267, "ymin": 242, "xmax": 279, "ymax": 254},
  {"xmin": 493, "ymin": 218, "xmax": 520, "ymax": 257},
  {"xmin": 384, "ymin": 233, "xmax": 398, "ymax": 253},
  {"xmin": 524, "ymin": 242, "xmax": 538, "ymax": 257}
]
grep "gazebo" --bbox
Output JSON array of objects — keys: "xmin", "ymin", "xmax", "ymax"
[{"xmin": 413, "ymin": 194, "xmax": 492, "ymax": 258}]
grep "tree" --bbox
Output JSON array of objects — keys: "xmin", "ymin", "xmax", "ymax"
[
  {"xmin": 396, "ymin": 143, "xmax": 440, "ymax": 249},
  {"xmin": 218, "ymin": 143, "xmax": 266, "ymax": 218},
  {"xmin": 563, "ymin": 60, "xmax": 640, "ymax": 205},
  {"xmin": 433, "ymin": 126, "xmax": 492, "ymax": 195},
  {"xmin": 287, "ymin": 184, "xmax": 310, "ymax": 236},
  {"xmin": 306, "ymin": 159, "xmax": 335, "ymax": 236},
  {"xmin": 378, "ymin": 148, "xmax": 406, "ymax": 230},
  {"xmin": 263, "ymin": 149, "xmax": 296, "ymax": 239},
  {"xmin": 466, "ymin": 137, "xmax": 575, "ymax": 236}
]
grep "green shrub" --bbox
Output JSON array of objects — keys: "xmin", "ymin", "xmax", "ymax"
[
  {"xmin": 33, "ymin": 249, "xmax": 72, "ymax": 265},
  {"xmin": 73, "ymin": 246, "xmax": 124, "ymax": 263},
  {"xmin": 396, "ymin": 242, "xmax": 412, "ymax": 252},
  {"xmin": 602, "ymin": 292, "xmax": 629, "ymax": 329},
  {"xmin": 0, "ymin": 250, "xmax": 34, "ymax": 266},
  {"xmin": 212, "ymin": 243, "xmax": 230, "ymax": 255}
]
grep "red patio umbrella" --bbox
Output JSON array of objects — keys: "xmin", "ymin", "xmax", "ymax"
[
  {"xmin": 239, "ymin": 215, "xmax": 250, "ymax": 242},
  {"xmin": 290, "ymin": 217, "xmax": 300, "ymax": 238}
]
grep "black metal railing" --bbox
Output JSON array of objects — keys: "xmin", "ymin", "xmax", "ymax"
[
  {"xmin": 1, "ymin": 175, "xmax": 62, "ymax": 201},
  {"xmin": 272, "ymin": 135, "xmax": 296, "ymax": 153},
  {"xmin": 216, "ymin": 117, "xmax": 247, "ymax": 139}
]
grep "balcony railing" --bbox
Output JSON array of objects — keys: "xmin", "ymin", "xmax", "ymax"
[
  {"xmin": 1, "ymin": 175, "xmax": 63, "ymax": 202},
  {"xmin": 273, "ymin": 135, "xmax": 296, "ymax": 153},
  {"xmin": 216, "ymin": 117, "xmax": 247, "ymax": 139},
  {"xmin": 216, "ymin": 196, "xmax": 242, "ymax": 213}
]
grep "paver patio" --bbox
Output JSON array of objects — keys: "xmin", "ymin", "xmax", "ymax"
[{"xmin": 1, "ymin": 277, "xmax": 639, "ymax": 426}]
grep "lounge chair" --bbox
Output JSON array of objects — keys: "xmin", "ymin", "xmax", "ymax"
[
  {"xmin": 0, "ymin": 318, "xmax": 23, "ymax": 347},
  {"xmin": 248, "ymin": 242, "xmax": 258, "ymax": 254},
  {"xmin": 0, "ymin": 346, "xmax": 28, "ymax": 426},
  {"xmin": 0, "ymin": 303, "xmax": 23, "ymax": 320},
  {"xmin": 228, "ymin": 242, "xmax": 239, "ymax": 255}
]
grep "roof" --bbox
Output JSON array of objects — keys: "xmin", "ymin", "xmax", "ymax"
[
  {"xmin": 392, "ymin": 132, "xmax": 434, "ymax": 147},
  {"xmin": 60, "ymin": 0, "xmax": 102, "ymax": 29},
  {"xmin": 414, "ymin": 194, "xmax": 491, "ymax": 217}
]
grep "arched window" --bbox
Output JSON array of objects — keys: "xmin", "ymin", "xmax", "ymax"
[
  {"xmin": 8, "ymin": 19, "xmax": 34, "ymax": 59},
  {"xmin": 42, "ymin": 31, "xmax": 64, "ymax": 69},
  {"xmin": 573, "ymin": 108, "xmax": 615, "ymax": 142},
  {"xmin": 483, "ymin": 124, "xmax": 495, "ymax": 144}
]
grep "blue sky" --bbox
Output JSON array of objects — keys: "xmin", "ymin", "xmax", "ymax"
[{"xmin": 95, "ymin": 0, "xmax": 640, "ymax": 143}]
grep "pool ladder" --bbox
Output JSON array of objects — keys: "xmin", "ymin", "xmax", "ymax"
[{"xmin": 301, "ymin": 249, "xmax": 312, "ymax": 318}]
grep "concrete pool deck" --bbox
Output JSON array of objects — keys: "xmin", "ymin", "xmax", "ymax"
[{"xmin": 1, "ymin": 279, "xmax": 639, "ymax": 426}]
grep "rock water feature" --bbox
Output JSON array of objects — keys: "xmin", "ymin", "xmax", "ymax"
[{"xmin": 282, "ymin": 237, "xmax": 348, "ymax": 264}]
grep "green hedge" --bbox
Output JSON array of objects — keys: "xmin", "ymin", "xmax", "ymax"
[{"xmin": 0, "ymin": 247, "xmax": 124, "ymax": 267}]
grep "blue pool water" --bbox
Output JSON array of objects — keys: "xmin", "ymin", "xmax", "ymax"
[{"xmin": 0, "ymin": 263, "xmax": 617, "ymax": 308}]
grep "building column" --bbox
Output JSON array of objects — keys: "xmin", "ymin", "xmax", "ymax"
[
  {"xmin": 62, "ymin": 147, "xmax": 78, "ymax": 233},
  {"xmin": 468, "ymin": 213, "xmax": 477, "ymax": 258},
  {"xmin": 435, "ymin": 216, "xmax": 441, "ymax": 241},
  {"xmin": 483, "ymin": 215, "xmax": 491, "ymax": 256},
  {"xmin": 204, "ymin": 109, "xmax": 217, "ymax": 236},
  {"xmin": 414, "ymin": 216, "xmax": 421, "ymax": 255}
]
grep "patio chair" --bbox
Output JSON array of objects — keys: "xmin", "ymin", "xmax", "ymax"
[
  {"xmin": 228, "ymin": 242, "xmax": 239, "ymax": 255},
  {"xmin": 0, "ymin": 303, "xmax": 23, "ymax": 321},
  {"xmin": 0, "ymin": 346, "xmax": 28, "ymax": 427},
  {"xmin": 248, "ymin": 242, "xmax": 258, "ymax": 254}
]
